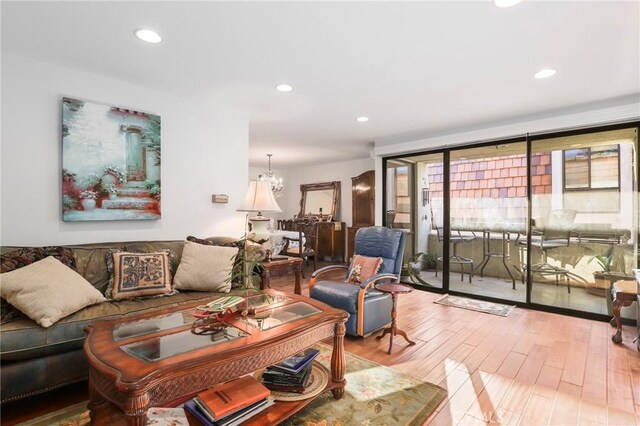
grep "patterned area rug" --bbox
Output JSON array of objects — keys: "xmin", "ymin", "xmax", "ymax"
[
  {"xmin": 18, "ymin": 344, "xmax": 446, "ymax": 426},
  {"xmin": 435, "ymin": 294, "xmax": 516, "ymax": 316}
]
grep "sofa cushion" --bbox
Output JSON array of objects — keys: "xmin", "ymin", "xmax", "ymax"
[
  {"xmin": 0, "ymin": 257, "xmax": 106, "ymax": 328},
  {"xmin": 174, "ymin": 242, "xmax": 237, "ymax": 292},
  {"xmin": 0, "ymin": 289, "xmax": 245, "ymax": 363},
  {"xmin": 105, "ymin": 250, "xmax": 176, "ymax": 301},
  {"xmin": 1, "ymin": 246, "xmax": 78, "ymax": 323}
]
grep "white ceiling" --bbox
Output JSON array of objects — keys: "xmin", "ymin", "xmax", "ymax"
[{"xmin": 2, "ymin": 1, "xmax": 639, "ymax": 167}]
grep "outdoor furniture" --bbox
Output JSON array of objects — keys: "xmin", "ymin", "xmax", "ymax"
[
  {"xmin": 434, "ymin": 226, "xmax": 475, "ymax": 283},
  {"xmin": 474, "ymin": 229, "xmax": 517, "ymax": 289},
  {"xmin": 516, "ymin": 209, "xmax": 580, "ymax": 293},
  {"xmin": 309, "ymin": 226, "xmax": 406, "ymax": 337}
]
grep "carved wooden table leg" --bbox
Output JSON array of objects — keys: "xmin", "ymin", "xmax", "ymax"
[
  {"xmin": 331, "ymin": 322, "xmax": 346, "ymax": 399},
  {"xmin": 610, "ymin": 280, "xmax": 637, "ymax": 344},
  {"xmin": 375, "ymin": 284, "xmax": 416, "ymax": 354},
  {"xmin": 294, "ymin": 263, "xmax": 302, "ymax": 295},
  {"xmin": 125, "ymin": 393, "xmax": 150, "ymax": 426},
  {"xmin": 612, "ymin": 298, "xmax": 623, "ymax": 343},
  {"xmin": 261, "ymin": 269, "xmax": 271, "ymax": 290},
  {"xmin": 88, "ymin": 375, "xmax": 108, "ymax": 424}
]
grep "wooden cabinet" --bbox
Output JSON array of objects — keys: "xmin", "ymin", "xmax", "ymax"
[
  {"xmin": 317, "ymin": 221, "xmax": 346, "ymax": 262},
  {"xmin": 347, "ymin": 170, "xmax": 375, "ymax": 260}
]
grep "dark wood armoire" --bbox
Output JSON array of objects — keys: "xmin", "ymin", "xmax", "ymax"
[{"xmin": 347, "ymin": 170, "xmax": 375, "ymax": 260}]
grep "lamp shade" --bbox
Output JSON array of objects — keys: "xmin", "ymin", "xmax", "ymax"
[{"xmin": 237, "ymin": 180, "xmax": 282, "ymax": 213}]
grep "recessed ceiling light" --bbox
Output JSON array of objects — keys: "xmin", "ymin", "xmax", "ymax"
[
  {"xmin": 134, "ymin": 29, "xmax": 162, "ymax": 44},
  {"xmin": 275, "ymin": 84, "xmax": 293, "ymax": 92},
  {"xmin": 493, "ymin": 0, "xmax": 522, "ymax": 7},
  {"xmin": 356, "ymin": 116, "xmax": 369, "ymax": 122},
  {"xmin": 534, "ymin": 69, "xmax": 557, "ymax": 79}
]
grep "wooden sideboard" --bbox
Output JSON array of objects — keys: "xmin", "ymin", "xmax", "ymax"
[
  {"xmin": 347, "ymin": 170, "xmax": 375, "ymax": 260},
  {"xmin": 318, "ymin": 221, "xmax": 346, "ymax": 262}
]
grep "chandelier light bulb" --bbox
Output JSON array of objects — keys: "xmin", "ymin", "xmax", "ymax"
[{"xmin": 261, "ymin": 154, "xmax": 284, "ymax": 198}]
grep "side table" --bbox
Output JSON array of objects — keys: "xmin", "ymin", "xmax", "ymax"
[
  {"xmin": 610, "ymin": 279, "xmax": 637, "ymax": 344},
  {"xmin": 260, "ymin": 256, "xmax": 304, "ymax": 295},
  {"xmin": 375, "ymin": 283, "xmax": 416, "ymax": 354}
]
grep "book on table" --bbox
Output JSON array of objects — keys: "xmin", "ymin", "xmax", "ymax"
[
  {"xmin": 193, "ymin": 376, "xmax": 271, "ymax": 422},
  {"xmin": 262, "ymin": 361, "xmax": 313, "ymax": 393},
  {"xmin": 185, "ymin": 397, "xmax": 274, "ymax": 426},
  {"xmin": 268, "ymin": 348, "xmax": 320, "ymax": 374}
]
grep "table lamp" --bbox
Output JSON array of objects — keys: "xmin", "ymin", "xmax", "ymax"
[{"xmin": 237, "ymin": 180, "xmax": 282, "ymax": 241}]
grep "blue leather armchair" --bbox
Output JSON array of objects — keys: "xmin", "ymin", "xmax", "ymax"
[{"xmin": 309, "ymin": 226, "xmax": 406, "ymax": 337}]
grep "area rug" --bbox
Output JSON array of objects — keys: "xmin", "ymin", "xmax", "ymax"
[
  {"xmin": 18, "ymin": 344, "xmax": 446, "ymax": 426},
  {"xmin": 434, "ymin": 294, "xmax": 516, "ymax": 317}
]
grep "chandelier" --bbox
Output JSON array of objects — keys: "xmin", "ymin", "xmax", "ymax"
[{"xmin": 259, "ymin": 154, "xmax": 284, "ymax": 198}]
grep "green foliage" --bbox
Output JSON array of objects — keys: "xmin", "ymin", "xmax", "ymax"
[
  {"xmin": 401, "ymin": 252, "xmax": 436, "ymax": 287},
  {"xmin": 142, "ymin": 115, "xmax": 161, "ymax": 166},
  {"xmin": 62, "ymin": 194, "xmax": 78, "ymax": 211},
  {"xmin": 226, "ymin": 235, "xmax": 263, "ymax": 289},
  {"xmin": 145, "ymin": 179, "xmax": 161, "ymax": 200},
  {"xmin": 423, "ymin": 253, "xmax": 438, "ymax": 270},
  {"xmin": 588, "ymin": 247, "xmax": 615, "ymax": 272}
]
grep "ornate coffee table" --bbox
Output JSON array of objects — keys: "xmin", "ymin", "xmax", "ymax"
[{"xmin": 84, "ymin": 290, "xmax": 348, "ymax": 425}]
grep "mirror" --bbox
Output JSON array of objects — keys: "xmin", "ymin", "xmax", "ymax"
[{"xmin": 299, "ymin": 181, "xmax": 340, "ymax": 220}]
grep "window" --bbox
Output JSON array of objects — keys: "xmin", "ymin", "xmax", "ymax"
[{"xmin": 563, "ymin": 145, "xmax": 619, "ymax": 190}]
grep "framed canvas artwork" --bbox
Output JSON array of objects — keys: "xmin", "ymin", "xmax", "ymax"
[{"xmin": 62, "ymin": 97, "xmax": 161, "ymax": 221}]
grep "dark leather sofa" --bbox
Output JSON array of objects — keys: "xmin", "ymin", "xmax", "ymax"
[{"xmin": 0, "ymin": 239, "xmax": 246, "ymax": 404}]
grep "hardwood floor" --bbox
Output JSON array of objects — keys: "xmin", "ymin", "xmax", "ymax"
[{"xmin": 3, "ymin": 266, "xmax": 640, "ymax": 425}]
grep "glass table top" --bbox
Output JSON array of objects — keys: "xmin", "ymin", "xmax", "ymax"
[
  {"xmin": 113, "ymin": 292, "xmax": 322, "ymax": 361},
  {"xmin": 120, "ymin": 323, "xmax": 248, "ymax": 362},
  {"xmin": 113, "ymin": 310, "xmax": 197, "ymax": 342}
]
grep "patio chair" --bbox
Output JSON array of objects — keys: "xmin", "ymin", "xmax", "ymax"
[
  {"xmin": 434, "ymin": 226, "xmax": 476, "ymax": 283},
  {"xmin": 309, "ymin": 226, "xmax": 406, "ymax": 337},
  {"xmin": 516, "ymin": 209, "xmax": 579, "ymax": 293}
]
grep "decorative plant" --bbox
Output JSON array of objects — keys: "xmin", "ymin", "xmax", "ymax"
[
  {"xmin": 401, "ymin": 252, "xmax": 436, "ymax": 287},
  {"xmin": 79, "ymin": 190, "xmax": 97, "ymax": 200},
  {"xmin": 423, "ymin": 253, "xmax": 438, "ymax": 270},
  {"xmin": 226, "ymin": 235, "xmax": 263, "ymax": 290},
  {"xmin": 103, "ymin": 166, "xmax": 126, "ymax": 183},
  {"xmin": 62, "ymin": 194, "xmax": 78, "ymax": 211},
  {"xmin": 104, "ymin": 184, "xmax": 118, "ymax": 194},
  {"xmin": 142, "ymin": 115, "xmax": 161, "ymax": 166},
  {"xmin": 145, "ymin": 179, "xmax": 161, "ymax": 200},
  {"xmin": 588, "ymin": 246, "xmax": 615, "ymax": 273}
]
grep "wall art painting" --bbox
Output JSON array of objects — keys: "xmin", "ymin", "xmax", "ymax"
[{"xmin": 62, "ymin": 97, "xmax": 161, "ymax": 221}]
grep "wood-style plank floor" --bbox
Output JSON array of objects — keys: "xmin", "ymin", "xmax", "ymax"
[{"xmin": 3, "ymin": 266, "xmax": 640, "ymax": 425}]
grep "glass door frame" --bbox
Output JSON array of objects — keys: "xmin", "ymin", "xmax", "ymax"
[{"xmin": 382, "ymin": 121, "xmax": 640, "ymax": 323}]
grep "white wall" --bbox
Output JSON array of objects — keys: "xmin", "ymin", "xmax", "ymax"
[
  {"xmin": 373, "ymin": 102, "xmax": 640, "ymax": 224},
  {"xmin": 1, "ymin": 54, "xmax": 249, "ymax": 246},
  {"xmin": 278, "ymin": 157, "xmax": 375, "ymax": 227}
]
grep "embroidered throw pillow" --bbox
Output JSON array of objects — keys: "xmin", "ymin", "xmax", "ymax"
[
  {"xmin": 174, "ymin": 241, "xmax": 238, "ymax": 293},
  {"xmin": 347, "ymin": 255, "xmax": 383, "ymax": 284},
  {"xmin": 105, "ymin": 250, "xmax": 175, "ymax": 301},
  {"xmin": 0, "ymin": 256, "xmax": 105, "ymax": 328}
]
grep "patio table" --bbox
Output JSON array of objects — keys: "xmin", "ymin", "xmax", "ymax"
[{"xmin": 451, "ymin": 221, "xmax": 525, "ymax": 289}]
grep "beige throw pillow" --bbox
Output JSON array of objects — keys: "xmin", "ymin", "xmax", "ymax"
[
  {"xmin": 0, "ymin": 256, "xmax": 106, "ymax": 328},
  {"xmin": 174, "ymin": 242, "xmax": 238, "ymax": 292}
]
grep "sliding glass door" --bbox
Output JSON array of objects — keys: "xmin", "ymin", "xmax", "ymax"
[
  {"xmin": 448, "ymin": 142, "xmax": 527, "ymax": 302},
  {"xmin": 530, "ymin": 128, "xmax": 638, "ymax": 318},
  {"xmin": 383, "ymin": 123, "xmax": 639, "ymax": 320}
]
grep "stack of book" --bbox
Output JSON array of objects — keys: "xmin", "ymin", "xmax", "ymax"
[
  {"xmin": 261, "ymin": 348, "xmax": 320, "ymax": 393},
  {"xmin": 184, "ymin": 376, "xmax": 272, "ymax": 426}
]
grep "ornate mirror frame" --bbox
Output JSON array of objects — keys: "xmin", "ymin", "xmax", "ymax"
[{"xmin": 299, "ymin": 181, "xmax": 341, "ymax": 220}]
